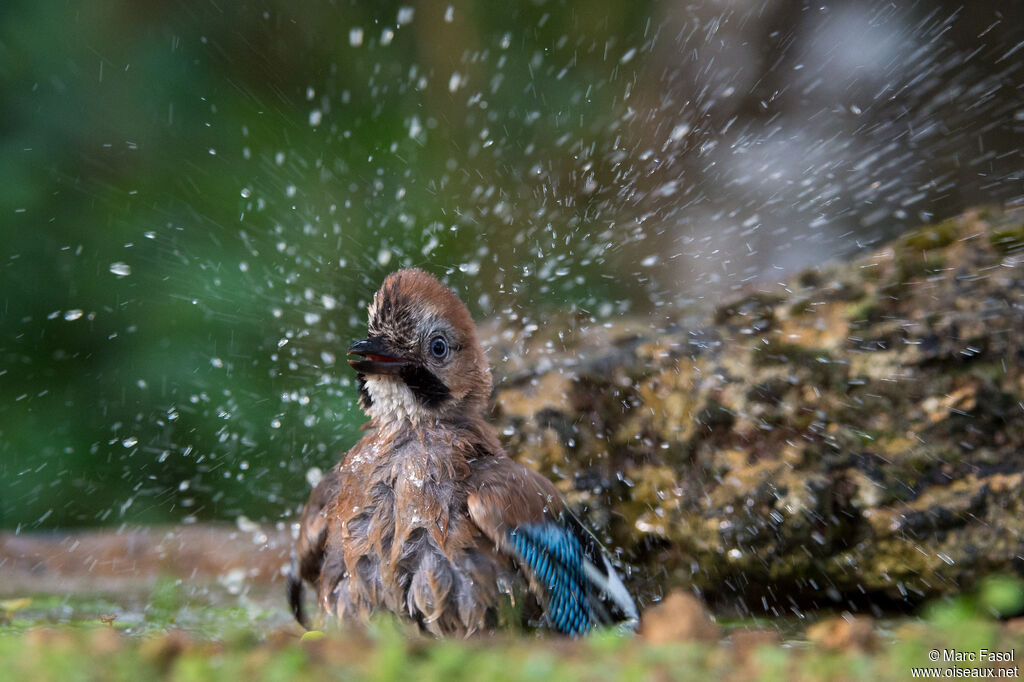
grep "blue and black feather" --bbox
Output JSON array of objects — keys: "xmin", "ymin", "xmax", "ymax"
[{"xmin": 506, "ymin": 514, "xmax": 637, "ymax": 635}]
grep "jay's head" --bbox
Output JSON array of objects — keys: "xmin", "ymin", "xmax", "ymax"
[{"xmin": 347, "ymin": 268, "xmax": 491, "ymax": 424}]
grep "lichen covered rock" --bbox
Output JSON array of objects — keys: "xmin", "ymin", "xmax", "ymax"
[{"xmin": 488, "ymin": 207, "xmax": 1024, "ymax": 614}]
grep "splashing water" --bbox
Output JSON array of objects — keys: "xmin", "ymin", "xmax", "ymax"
[{"xmin": 0, "ymin": 1, "xmax": 1020, "ymax": 535}]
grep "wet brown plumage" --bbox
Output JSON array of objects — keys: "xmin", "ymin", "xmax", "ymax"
[{"xmin": 288, "ymin": 268, "xmax": 636, "ymax": 637}]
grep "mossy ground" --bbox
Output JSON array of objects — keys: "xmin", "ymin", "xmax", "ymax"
[{"xmin": 2, "ymin": 577, "xmax": 1023, "ymax": 681}]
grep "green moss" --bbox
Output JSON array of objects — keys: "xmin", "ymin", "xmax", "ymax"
[
  {"xmin": 893, "ymin": 252, "xmax": 947, "ymax": 284},
  {"xmin": 846, "ymin": 297, "xmax": 882, "ymax": 325},
  {"xmin": 751, "ymin": 645, "xmax": 790, "ymax": 682},
  {"xmin": 901, "ymin": 219, "xmax": 959, "ymax": 251},
  {"xmin": 144, "ymin": 578, "xmax": 187, "ymax": 628},
  {"xmin": 969, "ymin": 362, "xmax": 1008, "ymax": 383},
  {"xmin": 9, "ymin": 596, "xmax": 1021, "ymax": 682},
  {"xmin": 978, "ymin": 574, "xmax": 1024, "ymax": 618},
  {"xmin": 990, "ymin": 225, "xmax": 1024, "ymax": 254}
]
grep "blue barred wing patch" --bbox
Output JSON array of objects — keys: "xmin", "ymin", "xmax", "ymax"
[
  {"xmin": 506, "ymin": 515, "xmax": 639, "ymax": 636},
  {"xmin": 508, "ymin": 522, "xmax": 593, "ymax": 635}
]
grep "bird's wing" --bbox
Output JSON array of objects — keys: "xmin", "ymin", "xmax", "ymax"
[
  {"xmin": 288, "ymin": 465, "xmax": 342, "ymax": 629},
  {"xmin": 466, "ymin": 456, "xmax": 638, "ymax": 635}
]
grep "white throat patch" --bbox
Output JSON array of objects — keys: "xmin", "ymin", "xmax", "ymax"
[{"xmin": 364, "ymin": 376, "xmax": 431, "ymax": 425}]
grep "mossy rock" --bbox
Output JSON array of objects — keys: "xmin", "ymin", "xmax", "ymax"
[{"xmin": 492, "ymin": 206, "xmax": 1024, "ymax": 612}]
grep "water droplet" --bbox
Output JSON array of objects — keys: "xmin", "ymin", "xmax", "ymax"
[
  {"xmin": 109, "ymin": 262, "xmax": 131, "ymax": 277},
  {"xmin": 408, "ymin": 115, "xmax": 423, "ymax": 139},
  {"xmin": 236, "ymin": 515, "xmax": 258, "ymax": 532},
  {"xmin": 422, "ymin": 236, "xmax": 439, "ymax": 255},
  {"xmin": 220, "ymin": 567, "xmax": 246, "ymax": 595}
]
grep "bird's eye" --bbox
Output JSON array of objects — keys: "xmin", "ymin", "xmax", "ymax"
[{"xmin": 429, "ymin": 336, "xmax": 448, "ymax": 359}]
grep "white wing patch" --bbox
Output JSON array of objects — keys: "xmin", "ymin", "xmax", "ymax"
[{"xmin": 582, "ymin": 555, "xmax": 639, "ymax": 628}]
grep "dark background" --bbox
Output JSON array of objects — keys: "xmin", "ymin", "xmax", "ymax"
[{"xmin": 1, "ymin": 0, "xmax": 1020, "ymax": 529}]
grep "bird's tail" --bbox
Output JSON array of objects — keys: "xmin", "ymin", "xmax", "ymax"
[
  {"xmin": 507, "ymin": 513, "xmax": 638, "ymax": 635},
  {"xmin": 286, "ymin": 552, "xmax": 311, "ymax": 630}
]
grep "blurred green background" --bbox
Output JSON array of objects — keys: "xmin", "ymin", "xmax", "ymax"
[{"xmin": 1, "ymin": 0, "xmax": 1020, "ymax": 529}]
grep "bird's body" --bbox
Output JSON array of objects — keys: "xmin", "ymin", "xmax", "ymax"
[{"xmin": 289, "ymin": 269, "xmax": 637, "ymax": 636}]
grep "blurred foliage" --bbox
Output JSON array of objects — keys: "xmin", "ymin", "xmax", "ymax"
[
  {"xmin": 1, "ymin": 0, "xmax": 1020, "ymax": 529},
  {"xmin": 0, "ymin": 0, "xmax": 658, "ymax": 528}
]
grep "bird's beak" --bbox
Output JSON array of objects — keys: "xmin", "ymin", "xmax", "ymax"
[{"xmin": 347, "ymin": 337, "xmax": 410, "ymax": 376}]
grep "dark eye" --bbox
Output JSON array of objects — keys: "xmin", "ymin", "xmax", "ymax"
[{"xmin": 429, "ymin": 336, "xmax": 448, "ymax": 359}]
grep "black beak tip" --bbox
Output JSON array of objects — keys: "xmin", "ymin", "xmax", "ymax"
[
  {"xmin": 345, "ymin": 337, "xmax": 408, "ymax": 375},
  {"xmin": 347, "ymin": 338, "xmax": 374, "ymax": 356}
]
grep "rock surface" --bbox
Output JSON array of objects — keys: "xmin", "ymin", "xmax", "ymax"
[
  {"xmin": 489, "ymin": 207, "xmax": 1024, "ymax": 615},
  {"xmin": 640, "ymin": 590, "xmax": 719, "ymax": 643}
]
